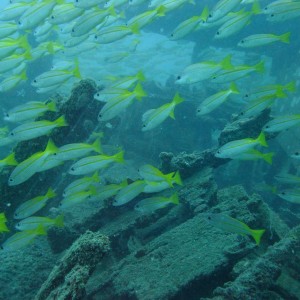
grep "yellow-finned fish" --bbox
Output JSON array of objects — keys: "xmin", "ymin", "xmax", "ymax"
[
  {"xmin": 55, "ymin": 138, "xmax": 102, "ymax": 161},
  {"xmin": 8, "ymin": 139, "xmax": 58, "ymax": 186},
  {"xmin": 0, "ymin": 225, "xmax": 47, "ymax": 252},
  {"xmin": 98, "ymin": 83, "xmax": 147, "ymax": 121},
  {"xmin": 226, "ymin": 149, "xmax": 274, "ymax": 164},
  {"xmin": 207, "ymin": 0, "xmax": 242, "ymax": 22},
  {"xmin": 143, "ymin": 171, "xmax": 183, "ymax": 193},
  {"xmin": 94, "ymin": 180, "xmax": 128, "ymax": 201},
  {"xmin": 135, "ymin": 193, "xmax": 179, "ymax": 213},
  {"xmin": 63, "ymin": 172, "xmax": 101, "ymax": 197},
  {"xmin": 49, "ymin": 3, "xmax": 84, "ymax": 25},
  {"xmin": 14, "ymin": 188, "xmax": 56, "ymax": 219},
  {"xmin": 16, "ymin": 215, "xmax": 64, "ymax": 231},
  {"xmin": 0, "ymin": 35, "xmax": 30, "ymax": 59},
  {"xmin": 71, "ymin": 6, "xmax": 116, "ymax": 37},
  {"xmin": 138, "ymin": 164, "xmax": 177, "ymax": 186},
  {"xmin": 0, "ymin": 2, "xmax": 33, "ymax": 21},
  {"xmin": 263, "ymin": 115, "xmax": 300, "ymax": 133},
  {"xmin": 215, "ymin": 132, "xmax": 268, "ymax": 159},
  {"xmin": 175, "ymin": 55, "xmax": 233, "ymax": 85},
  {"xmin": 170, "ymin": 6, "xmax": 208, "ymax": 40},
  {"xmin": 9, "ymin": 115, "xmax": 68, "ymax": 142},
  {"xmin": 0, "ymin": 70, "xmax": 27, "ymax": 92},
  {"xmin": 4, "ymin": 100, "xmax": 56, "ymax": 123},
  {"xmin": 277, "ymin": 189, "xmax": 300, "ymax": 204},
  {"xmin": 0, "ymin": 51, "xmax": 32, "ymax": 74},
  {"xmin": 31, "ymin": 62, "xmax": 81, "ymax": 88},
  {"xmin": 238, "ymin": 32, "xmax": 291, "ymax": 47},
  {"xmin": 59, "ymin": 186, "xmax": 97, "ymax": 209},
  {"xmin": 142, "ymin": 93, "xmax": 184, "ymax": 131},
  {"xmin": 197, "ymin": 82, "xmax": 239, "ymax": 115},
  {"xmin": 113, "ymin": 180, "xmax": 147, "ymax": 206},
  {"xmin": 18, "ymin": 0, "xmax": 58, "ymax": 30},
  {"xmin": 127, "ymin": 6, "xmax": 166, "ymax": 29},
  {"xmin": 68, "ymin": 151, "xmax": 125, "ymax": 175},
  {"xmin": 94, "ymin": 23, "xmax": 140, "ymax": 44},
  {"xmin": 206, "ymin": 213, "xmax": 265, "ymax": 245}
]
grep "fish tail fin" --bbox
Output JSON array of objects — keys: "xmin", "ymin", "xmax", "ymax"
[
  {"xmin": 108, "ymin": 5, "xmax": 117, "ymax": 17},
  {"xmin": 130, "ymin": 23, "xmax": 140, "ymax": 34},
  {"xmin": 230, "ymin": 82, "xmax": 239, "ymax": 94},
  {"xmin": 46, "ymin": 187, "xmax": 57, "ymax": 199},
  {"xmin": 256, "ymin": 132, "xmax": 268, "ymax": 147},
  {"xmin": 91, "ymin": 171, "xmax": 100, "ymax": 183},
  {"xmin": 47, "ymin": 101, "xmax": 57, "ymax": 112},
  {"xmin": 173, "ymin": 93, "xmax": 184, "ymax": 105},
  {"xmin": 113, "ymin": 151, "xmax": 125, "ymax": 163},
  {"xmin": 73, "ymin": 59, "xmax": 81, "ymax": 79},
  {"xmin": 45, "ymin": 139, "xmax": 59, "ymax": 154},
  {"xmin": 170, "ymin": 193, "xmax": 180, "ymax": 205},
  {"xmin": 136, "ymin": 70, "xmax": 146, "ymax": 82},
  {"xmin": 220, "ymin": 55, "xmax": 233, "ymax": 70},
  {"xmin": 54, "ymin": 115, "xmax": 68, "ymax": 127},
  {"xmin": 285, "ymin": 81, "xmax": 296, "ymax": 92},
  {"xmin": 200, "ymin": 6, "xmax": 209, "ymax": 21},
  {"xmin": 251, "ymin": 229, "xmax": 265, "ymax": 245},
  {"xmin": 35, "ymin": 224, "xmax": 47, "ymax": 236},
  {"xmin": 275, "ymin": 88, "xmax": 287, "ymax": 98},
  {"xmin": 4, "ymin": 152, "xmax": 18, "ymax": 166},
  {"xmin": 134, "ymin": 82, "xmax": 147, "ymax": 100},
  {"xmin": 18, "ymin": 35, "xmax": 30, "ymax": 50},
  {"xmin": 156, "ymin": 5, "xmax": 166, "ymax": 17},
  {"xmin": 46, "ymin": 42, "xmax": 55, "ymax": 55},
  {"xmin": 54, "ymin": 215, "xmax": 64, "ymax": 227},
  {"xmin": 89, "ymin": 185, "xmax": 97, "ymax": 196},
  {"xmin": 280, "ymin": 32, "xmax": 290, "ymax": 44},
  {"xmin": 20, "ymin": 70, "xmax": 27, "ymax": 81},
  {"xmin": 251, "ymin": 0, "xmax": 261, "ymax": 15},
  {"xmin": 92, "ymin": 138, "xmax": 102, "ymax": 154},
  {"xmin": 173, "ymin": 171, "xmax": 183, "ymax": 186},
  {"xmin": 0, "ymin": 222, "xmax": 10, "ymax": 232},
  {"xmin": 262, "ymin": 152, "xmax": 274, "ymax": 165},
  {"xmin": 255, "ymin": 61, "xmax": 265, "ymax": 73}
]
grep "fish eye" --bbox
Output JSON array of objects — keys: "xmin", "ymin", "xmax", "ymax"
[
  {"xmin": 208, "ymin": 14, "xmax": 212, "ymax": 18},
  {"xmin": 295, "ymin": 152, "xmax": 299, "ymax": 156},
  {"xmin": 270, "ymin": 14, "xmax": 274, "ymax": 17},
  {"xmin": 71, "ymin": 167, "xmax": 75, "ymax": 171},
  {"xmin": 142, "ymin": 124, "xmax": 146, "ymax": 127},
  {"xmin": 0, "ymin": 246, "xmax": 3, "ymax": 250},
  {"xmin": 18, "ymin": 21, "xmax": 21, "ymax": 25},
  {"xmin": 245, "ymin": 94, "xmax": 249, "ymax": 98},
  {"xmin": 281, "ymin": 191, "xmax": 286, "ymax": 195},
  {"xmin": 217, "ymin": 150, "xmax": 220, "ymax": 154},
  {"xmin": 171, "ymin": 33, "xmax": 174, "ymax": 37},
  {"xmin": 10, "ymin": 132, "xmax": 14, "ymax": 136},
  {"xmin": 240, "ymin": 111, "xmax": 244, "ymax": 115},
  {"xmin": 265, "ymin": 125, "xmax": 269, "ymax": 128},
  {"xmin": 197, "ymin": 109, "xmax": 201, "ymax": 113},
  {"xmin": 98, "ymin": 114, "xmax": 102, "ymax": 118},
  {"xmin": 208, "ymin": 216, "xmax": 211, "ymax": 220},
  {"xmin": 177, "ymin": 75, "xmax": 181, "ymax": 80},
  {"xmin": 241, "ymin": 40, "xmax": 244, "ymax": 44},
  {"xmin": 6, "ymin": 113, "xmax": 9, "ymax": 117},
  {"xmin": 33, "ymin": 79, "xmax": 37, "ymax": 83},
  {"xmin": 72, "ymin": 28, "xmax": 75, "ymax": 32},
  {"xmin": 216, "ymin": 31, "xmax": 220, "ymax": 35},
  {"xmin": 51, "ymin": 15, "xmax": 54, "ymax": 19},
  {"xmin": 94, "ymin": 35, "xmax": 98, "ymax": 40}
]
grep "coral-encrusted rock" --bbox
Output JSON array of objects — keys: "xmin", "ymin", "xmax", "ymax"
[{"xmin": 35, "ymin": 231, "xmax": 110, "ymax": 300}]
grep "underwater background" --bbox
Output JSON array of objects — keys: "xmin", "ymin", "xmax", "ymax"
[{"xmin": 0, "ymin": 0, "xmax": 300, "ymax": 299}]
